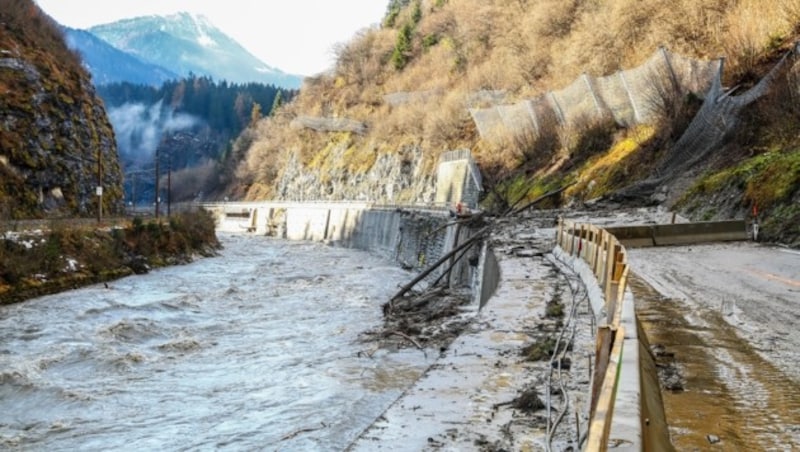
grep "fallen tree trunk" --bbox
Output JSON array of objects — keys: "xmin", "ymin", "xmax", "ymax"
[
  {"xmin": 507, "ymin": 183, "xmax": 575, "ymax": 217},
  {"xmin": 388, "ymin": 226, "xmax": 489, "ymax": 307}
]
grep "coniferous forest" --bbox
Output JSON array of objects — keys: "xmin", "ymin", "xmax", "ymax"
[
  {"xmin": 98, "ymin": 75, "xmax": 293, "ymax": 139},
  {"xmin": 95, "ymin": 76, "xmax": 296, "ymax": 204}
]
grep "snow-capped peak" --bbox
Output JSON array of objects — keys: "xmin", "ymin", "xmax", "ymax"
[{"xmin": 190, "ymin": 13, "xmax": 217, "ymax": 47}]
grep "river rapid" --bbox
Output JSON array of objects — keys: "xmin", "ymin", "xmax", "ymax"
[{"xmin": 0, "ymin": 234, "xmax": 430, "ymax": 451}]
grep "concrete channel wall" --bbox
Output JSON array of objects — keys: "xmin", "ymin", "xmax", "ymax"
[{"xmin": 204, "ymin": 202, "xmax": 499, "ymax": 302}]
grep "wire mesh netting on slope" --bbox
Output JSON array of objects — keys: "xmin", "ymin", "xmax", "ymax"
[
  {"xmin": 617, "ymin": 44, "xmax": 799, "ymax": 200},
  {"xmin": 469, "ymin": 48, "xmax": 720, "ymax": 141}
]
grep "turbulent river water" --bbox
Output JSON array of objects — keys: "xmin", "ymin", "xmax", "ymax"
[{"xmin": 0, "ymin": 234, "xmax": 430, "ymax": 451}]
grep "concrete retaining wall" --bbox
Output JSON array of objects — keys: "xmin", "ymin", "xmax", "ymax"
[
  {"xmin": 476, "ymin": 242, "xmax": 500, "ymax": 310},
  {"xmin": 206, "ymin": 202, "xmax": 491, "ymax": 295}
]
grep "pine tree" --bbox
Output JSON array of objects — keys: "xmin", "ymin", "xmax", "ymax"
[
  {"xmin": 269, "ymin": 90, "xmax": 283, "ymax": 116},
  {"xmin": 391, "ymin": 23, "xmax": 414, "ymax": 70},
  {"xmin": 250, "ymin": 102, "xmax": 262, "ymax": 126}
]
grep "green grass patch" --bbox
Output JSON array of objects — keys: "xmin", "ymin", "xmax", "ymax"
[
  {"xmin": 567, "ymin": 125, "xmax": 656, "ymax": 199},
  {"xmin": 687, "ymin": 148, "xmax": 800, "ymax": 209}
]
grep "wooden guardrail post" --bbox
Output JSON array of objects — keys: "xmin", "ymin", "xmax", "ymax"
[
  {"xmin": 615, "ymin": 265, "xmax": 630, "ymax": 321},
  {"xmin": 604, "ymin": 238, "xmax": 616, "ymax": 303},
  {"xmin": 557, "ymin": 217, "xmax": 564, "ymax": 246},
  {"xmin": 593, "ymin": 229, "xmax": 604, "ymax": 277},
  {"xmin": 591, "ymin": 325, "xmax": 615, "ymax": 419},
  {"xmin": 587, "ymin": 326, "xmax": 626, "ymax": 451},
  {"xmin": 569, "ymin": 224, "xmax": 576, "ymax": 255}
]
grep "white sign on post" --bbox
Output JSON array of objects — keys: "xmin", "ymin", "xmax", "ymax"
[{"xmin": 96, "ymin": 186, "xmax": 103, "ymax": 196}]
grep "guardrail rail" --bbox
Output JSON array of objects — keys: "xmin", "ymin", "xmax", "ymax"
[{"xmin": 556, "ymin": 219, "xmax": 638, "ymax": 451}]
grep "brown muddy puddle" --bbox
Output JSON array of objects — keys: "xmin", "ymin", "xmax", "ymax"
[{"xmin": 630, "ymin": 274, "xmax": 800, "ymax": 450}]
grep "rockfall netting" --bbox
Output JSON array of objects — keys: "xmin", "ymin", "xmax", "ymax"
[
  {"xmin": 469, "ymin": 48, "xmax": 720, "ymax": 141},
  {"xmin": 657, "ymin": 51, "xmax": 794, "ymax": 178},
  {"xmin": 618, "ymin": 44, "xmax": 798, "ymax": 199},
  {"xmin": 290, "ymin": 115, "xmax": 368, "ymax": 135}
]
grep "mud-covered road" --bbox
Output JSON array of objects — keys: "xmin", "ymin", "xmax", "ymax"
[{"xmin": 628, "ymin": 243, "xmax": 800, "ymax": 449}]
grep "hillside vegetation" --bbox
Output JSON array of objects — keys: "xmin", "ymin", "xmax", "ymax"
[
  {"xmin": 0, "ymin": 0, "xmax": 123, "ymax": 218},
  {"xmin": 231, "ymin": 0, "xmax": 799, "ymax": 243},
  {"xmin": 1, "ymin": 210, "xmax": 220, "ymax": 304}
]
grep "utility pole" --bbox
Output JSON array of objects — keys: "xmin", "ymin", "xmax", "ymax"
[
  {"xmin": 97, "ymin": 145, "xmax": 103, "ymax": 223},
  {"xmin": 167, "ymin": 153, "xmax": 172, "ymax": 217},
  {"xmin": 131, "ymin": 172, "xmax": 136, "ymax": 214},
  {"xmin": 155, "ymin": 145, "xmax": 160, "ymax": 218}
]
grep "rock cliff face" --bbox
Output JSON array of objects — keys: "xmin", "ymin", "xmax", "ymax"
[
  {"xmin": 0, "ymin": 0, "xmax": 122, "ymax": 218},
  {"xmin": 273, "ymin": 143, "xmax": 436, "ymax": 204}
]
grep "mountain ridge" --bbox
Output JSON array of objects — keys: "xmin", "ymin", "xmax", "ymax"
[
  {"xmin": 63, "ymin": 27, "xmax": 178, "ymax": 86},
  {"xmin": 87, "ymin": 12, "xmax": 302, "ymax": 88}
]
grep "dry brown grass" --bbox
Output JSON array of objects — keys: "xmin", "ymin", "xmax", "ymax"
[
  {"xmin": 234, "ymin": 0, "xmax": 800, "ymax": 200},
  {"xmin": 723, "ymin": 0, "xmax": 798, "ymax": 81}
]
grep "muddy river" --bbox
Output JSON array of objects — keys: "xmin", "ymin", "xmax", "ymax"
[{"xmin": 0, "ymin": 234, "xmax": 429, "ymax": 450}]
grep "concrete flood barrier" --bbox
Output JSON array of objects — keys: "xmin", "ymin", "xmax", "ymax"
[
  {"xmin": 605, "ymin": 220, "xmax": 748, "ymax": 248},
  {"xmin": 204, "ymin": 201, "xmax": 498, "ymax": 303}
]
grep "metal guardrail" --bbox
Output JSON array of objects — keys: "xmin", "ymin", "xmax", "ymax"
[{"xmin": 556, "ymin": 219, "xmax": 632, "ymax": 451}]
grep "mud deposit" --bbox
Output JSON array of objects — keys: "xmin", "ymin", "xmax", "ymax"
[
  {"xmin": 631, "ymin": 274, "xmax": 800, "ymax": 449},
  {"xmin": 352, "ymin": 213, "xmax": 597, "ymax": 450}
]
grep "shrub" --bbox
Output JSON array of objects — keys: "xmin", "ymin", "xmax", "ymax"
[
  {"xmin": 392, "ymin": 23, "xmax": 414, "ymax": 70},
  {"xmin": 562, "ymin": 115, "xmax": 620, "ymax": 164}
]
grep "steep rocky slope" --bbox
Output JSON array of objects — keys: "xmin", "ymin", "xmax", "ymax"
[
  {"xmin": 0, "ymin": 0, "xmax": 123, "ymax": 219},
  {"xmin": 227, "ymin": 0, "xmax": 798, "ymax": 243}
]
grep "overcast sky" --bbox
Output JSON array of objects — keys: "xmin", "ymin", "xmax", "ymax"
[{"xmin": 35, "ymin": 0, "xmax": 388, "ymax": 76}]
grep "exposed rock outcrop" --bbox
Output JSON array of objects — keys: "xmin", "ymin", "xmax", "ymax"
[
  {"xmin": 275, "ymin": 144, "xmax": 437, "ymax": 204},
  {"xmin": 0, "ymin": 0, "xmax": 123, "ymax": 218}
]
